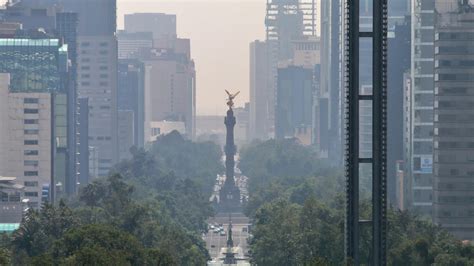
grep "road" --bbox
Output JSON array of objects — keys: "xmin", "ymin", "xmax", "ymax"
[{"xmin": 204, "ymin": 214, "xmax": 251, "ymax": 265}]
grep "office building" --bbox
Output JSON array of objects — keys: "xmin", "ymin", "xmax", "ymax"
[
  {"xmin": 433, "ymin": 2, "xmax": 474, "ymax": 240},
  {"xmin": 0, "ymin": 0, "xmax": 80, "ymax": 196},
  {"xmin": 249, "ymin": 40, "xmax": 269, "ymax": 140},
  {"xmin": 77, "ymin": 98, "xmax": 89, "ymax": 187},
  {"xmin": 63, "ymin": 0, "xmax": 119, "ymax": 177},
  {"xmin": 0, "ymin": 37, "xmax": 70, "ymax": 205},
  {"xmin": 124, "ymin": 13, "xmax": 196, "ymax": 140},
  {"xmin": 117, "ymin": 31, "xmax": 153, "ymax": 59},
  {"xmin": 407, "ymin": 0, "xmax": 436, "ymax": 215},
  {"xmin": 118, "ymin": 59, "xmax": 145, "ymax": 149},
  {"xmin": 388, "ymin": 16, "xmax": 411, "ymax": 206},
  {"xmin": 321, "ymin": 0, "xmax": 341, "ymax": 164},
  {"xmin": 118, "ymin": 110, "xmax": 134, "ymax": 160},
  {"xmin": 264, "ymin": 0, "xmax": 315, "ymax": 138},
  {"xmin": 141, "ymin": 48, "xmax": 196, "ymax": 140},
  {"xmin": 275, "ymin": 66, "xmax": 313, "ymax": 141},
  {"xmin": 124, "ymin": 13, "xmax": 177, "ymax": 41}
]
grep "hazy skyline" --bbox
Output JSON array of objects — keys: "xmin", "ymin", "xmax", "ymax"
[{"xmin": 118, "ymin": 0, "xmax": 266, "ymax": 115}]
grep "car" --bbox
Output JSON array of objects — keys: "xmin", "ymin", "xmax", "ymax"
[
  {"xmin": 213, "ymin": 228, "xmax": 220, "ymax": 233},
  {"xmin": 220, "ymin": 231, "xmax": 226, "ymax": 236},
  {"xmin": 209, "ymin": 225, "xmax": 215, "ymax": 230}
]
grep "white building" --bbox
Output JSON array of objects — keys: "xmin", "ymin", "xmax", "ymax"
[{"xmin": 0, "ymin": 74, "xmax": 52, "ymax": 208}]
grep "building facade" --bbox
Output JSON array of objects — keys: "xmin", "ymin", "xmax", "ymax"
[
  {"xmin": 275, "ymin": 66, "xmax": 313, "ymax": 140},
  {"xmin": 249, "ymin": 40, "xmax": 269, "ymax": 140},
  {"xmin": 433, "ymin": 3, "xmax": 474, "ymax": 240},
  {"xmin": 407, "ymin": 0, "xmax": 436, "ymax": 215},
  {"xmin": 63, "ymin": 0, "xmax": 118, "ymax": 178}
]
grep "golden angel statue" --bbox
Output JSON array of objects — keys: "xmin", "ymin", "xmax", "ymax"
[{"xmin": 225, "ymin": 90, "xmax": 240, "ymax": 110}]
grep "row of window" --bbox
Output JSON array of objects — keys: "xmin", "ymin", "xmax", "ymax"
[
  {"xmin": 80, "ymin": 65, "xmax": 109, "ymax": 71},
  {"xmin": 24, "ymin": 150, "xmax": 39, "ymax": 156},
  {"xmin": 81, "ymin": 42, "xmax": 109, "ymax": 47},
  {"xmin": 88, "ymin": 136, "xmax": 112, "ymax": 141},
  {"xmin": 24, "ymin": 98, "xmax": 39, "ymax": 104},
  {"xmin": 81, "ymin": 74, "xmax": 109, "ymax": 79},
  {"xmin": 24, "ymin": 129, "xmax": 39, "ymax": 135},
  {"xmin": 24, "ymin": 108, "xmax": 38, "ymax": 114},
  {"xmin": 81, "ymin": 81, "xmax": 109, "ymax": 87}
]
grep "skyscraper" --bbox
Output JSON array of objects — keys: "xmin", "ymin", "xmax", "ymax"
[
  {"xmin": 433, "ymin": 2, "xmax": 474, "ymax": 240},
  {"xmin": 62, "ymin": 0, "xmax": 118, "ymax": 178},
  {"xmin": 125, "ymin": 13, "xmax": 196, "ymax": 140},
  {"xmin": 118, "ymin": 59, "xmax": 145, "ymax": 152},
  {"xmin": 249, "ymin": 40, "xmax": 269, "ymax": 140},
  {"xmin": 407, "ymin": 0, "xmax": 436, "ymax": 215},
  {"xmin": 264, "ymin": 0, "xmax": 315, "ymax": 138},
  {"xmin": 275, "ymin": 65, "xmax": 313, "ymax": 141},
  {"xmin": 0, "ymin": 0, "xmax": 80, "ymax": 196},
  {"xmin": 124, "ymin": 13, "xmax": 177, "ymax": 41},
  {"xmin": 0, "ymin": 37, "xmax": 70, "ymax": 207}
]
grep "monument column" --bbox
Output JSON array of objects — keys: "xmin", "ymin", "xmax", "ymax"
[{"xmin": 219, "ymin": 90, "xmax": 241, "ymax": 213}]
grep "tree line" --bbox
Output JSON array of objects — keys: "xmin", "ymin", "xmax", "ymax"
[
  {"xmin": 239, "ymin": 139, "xmax": 474, "ymax": 266},
  {"xmin": 3, "ymin": 131, "xmax": 223, "ymax": 265}
]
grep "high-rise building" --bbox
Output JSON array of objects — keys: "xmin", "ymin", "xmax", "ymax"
[
  {"xmin": 407, "ymin": 0, "xmax": 436, "ymax": 215},
  {"xmin": 124, "ymin": 13, "xmax": 177, "ymax": 41},
  {"xmin": 388, "ymin": 16, "xmax": 411, "ymax": 206},
  {"xmin": 118, "ymin": 110, "xmax": 134, "ymax": 161},
  {"xmin": 124, "ymin": 13, "xmax": 196, "ymax": 141},
  {"xmin": 118, "ymin": 59, "xmax": 145, "ymax": 149},
  {"xmin": 0, "ymin": 37, "xmax": 69, "ymax": 206},
  {"xmin": 77, "ymin": 97, "xmax": 89, "ymax": 188},
  {"xmin": 321, "ymin": 0, "xmax": 342, "ymax": 164},
  {"xmin": 140, "ymin": 48, "xmax": 196, "ymax": 140},
  {"xmin": 249, "ymin": 40, "xmax": 269, "ymax": 140},
  {"xmin": 433, "ymin": 2, "xmax": 474, "ymax": 240},
  {"xmin": 275, "ymin": 65, "xmax": 313, "ymax": 141},
  {"xmin": 117, "ymin": 31, "xmax": 153, "ymax": 59},
  {"xmin": 62, "ymin": 0, "xmax": 118, "ymax": 177},
  {"xmin": 264, "ymin": 0, "xmax": 315, "ymax": 138},
  {"xmin": 0, "ymin": 0, "xmax": 80, "ymax": 196}
]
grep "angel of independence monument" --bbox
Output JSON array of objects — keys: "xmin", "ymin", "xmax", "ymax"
[{"xmin": 218, "ymin": 90, "xmax": 242, "ymax": 213}]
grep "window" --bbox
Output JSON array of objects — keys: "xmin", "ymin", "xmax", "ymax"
[
  {"xmin": 81, "ymin": 82, "xmax": 91, "ymax": 86},
  {"xmin": 99, "ymin": 82, "xmax": 108, "ymax": 87},
  {"xmin": 25, "ymin": 192, "xmax": 39, "ymax": 197},
  {"xmin": 24, "ymin": 160, "xmax": 39, "ymax": 166},
  {"xmin": 24, "ymin": 98, "xmax": 39, "ymax": 104},
  {"xmin": 24, "ymin": 119, "xmax": 38, "ymax": 124},
  {"xmin": 99, "ymin": 66, "xmax": 108, "ymax": 70},
  {"xmin": 81, "ymin": 66, "xmax": 90, "ymax": 70},
  {"xmin": 99, "ymin": 50, "xmax": 108, "ymax": 55},
  {"xmin": 81, "ymin": 42, "xmax": 91, "ymax": 47},
  {"xmin": 24, "ymin": 129, "xmax": 39, "ymax": 135},
  {"xmin": 24, "ymin": 109, "xmax": 38, "ymax": 114},
  {"xmin": 24, "ymin": 150, "xmax": 39, "ymax": 156},
  {"xmin": 24, "ymin": 171, "xmax": 38, "ymax": 176},
  {"xmin": 24, "ymin": 181, "xmax": 38, "ymax": 187},
  {"xmin": 100, "ymin": 42, "xmax": 108, "ymax": 47},
  {"xmin": 81, "ymin": 74, "xmax": 90, "ymax": 78},
  {"xmin": 100, "ymin": 74, "xmax": 108, "ymax": 78},
  {"xmin": 24, "ymin": 140, "xmax": 38, "ymax": 145}
]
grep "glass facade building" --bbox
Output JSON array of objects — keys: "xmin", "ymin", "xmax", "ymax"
[{"xmin": 0, "ymin": 38, "xmax": 70, "ymax": 202}]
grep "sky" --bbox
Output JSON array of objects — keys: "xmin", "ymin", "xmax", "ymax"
[
  {"xmin": 117, "ymin": 0, "xmax": 266, "ymax": 115},
  {"xmin": 0, "ymin": 0, "xmax": 266, "ymax": 114}
]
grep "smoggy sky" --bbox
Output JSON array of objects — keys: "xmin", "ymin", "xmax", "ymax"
[{"xmin": 118, "ymin": 0, "xmax": 266, "ymax": 115}]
